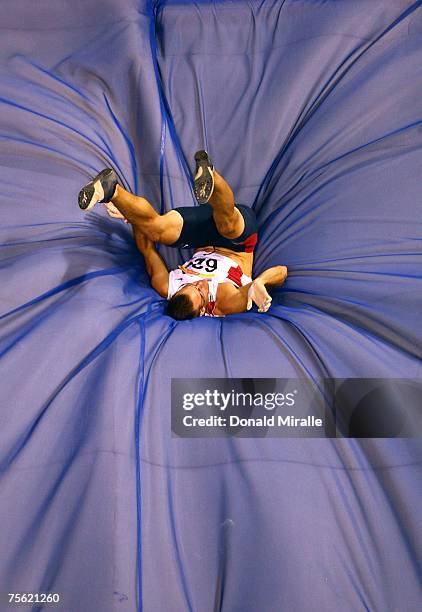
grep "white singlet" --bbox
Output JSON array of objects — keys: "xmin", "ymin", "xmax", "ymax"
[{"xmin": 167, "ymin": 250, "xmax": 252, "ymax": 316}]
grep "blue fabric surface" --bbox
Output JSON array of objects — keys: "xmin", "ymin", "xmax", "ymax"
[{"xmin": 0, "ymin": 1, "xmax": 421, "ymax": 610}]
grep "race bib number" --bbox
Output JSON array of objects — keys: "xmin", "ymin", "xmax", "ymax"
[{"xmin": 185, "ymin": 255, "xmax": 219, "ymax": 274}]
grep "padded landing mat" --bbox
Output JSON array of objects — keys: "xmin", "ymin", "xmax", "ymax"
[{"xmin": 0, "ymin": 1, "xmax": 421, "ymax": 610}]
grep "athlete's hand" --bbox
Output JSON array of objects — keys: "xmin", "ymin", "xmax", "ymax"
[
  {"xmin": 247, "ymin": 280, "xmax": 272, "ymax": 313},
  {"xmin": 104, "ymin": 202, "xmax": 129, "ymax": 223}
]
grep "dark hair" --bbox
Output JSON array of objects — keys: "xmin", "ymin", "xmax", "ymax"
[{"xmin": 166, "ymin": 293, "xmax": 200, "ymax": 320}]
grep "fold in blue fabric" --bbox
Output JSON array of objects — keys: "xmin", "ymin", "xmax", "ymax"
[{"xmin": 0, "ymin": 1, "xmax": 421, "ymax": 610}]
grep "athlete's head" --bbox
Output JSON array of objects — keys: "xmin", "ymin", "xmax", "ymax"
[{"xmin": 166, "ymin": 280, "xmax": 209, "ymax": 320}]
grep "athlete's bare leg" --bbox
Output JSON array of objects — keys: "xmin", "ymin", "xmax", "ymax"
[
  {"xmin": 109, "ymin": 185, "xmax": 183, "ymax": 244},
  {"xmin": 78, "ymin": 161, "xmax": 243, "ymax": 243},
  {"xmin": 208, "ymin": 171, "xmax": 245, "ymax": 239}
]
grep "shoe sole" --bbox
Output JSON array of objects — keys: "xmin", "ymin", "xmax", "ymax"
[
  {"xmin": 78, "ymin": 183, "xmax": 97, "ymax": 210},
  {"xmin": 78, "ymin": 168, "xmax": 116, "ymax": 211},
  {"xmin": 194, "ymin": 150, "xmax": 214, "ymax": 204}
]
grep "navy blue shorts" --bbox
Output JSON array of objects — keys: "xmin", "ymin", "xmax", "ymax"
[{"xmin": 170, "ymin": 204, "xmax": 258, "ymax": 253}]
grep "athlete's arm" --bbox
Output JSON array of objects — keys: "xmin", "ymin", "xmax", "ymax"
[
  {"xmin": 216, "ymin": 265, "xmax": 288, "ymax": 315},
  {"xmin": 133, "ymin": 228, "xmax": 169, "ymax": 298}
]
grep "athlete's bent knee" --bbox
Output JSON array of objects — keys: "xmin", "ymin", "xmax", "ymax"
[
  {"xmin": 155, "ymin": 211, "xmax": 183, "ymax": 244},
  {"xmin": 218, "ymin": 223, "xmax": 240, "ymax": 239},
  {"xmin": 215, "ymin": 210, "xmax": 245, "ymax": 240}
]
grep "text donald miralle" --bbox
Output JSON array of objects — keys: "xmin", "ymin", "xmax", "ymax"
[
  {"xmin": 171, "ymin": 378, "xmax": 422, "ymax": 438},
  {"xmin": 171, "ymin": 379, "xmax": 328, "ymax": 438},
  {"xmin": 182, "ymin": 389, "xmax": 322, "ymax": 427}
]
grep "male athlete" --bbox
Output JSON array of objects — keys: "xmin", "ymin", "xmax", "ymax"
[{"xmin": 78, "ymin": 151, "xmax": 287, "ymax": 319}]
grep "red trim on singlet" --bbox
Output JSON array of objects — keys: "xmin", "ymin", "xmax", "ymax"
[
  {"xmin": 227, "ymin": 265, "xmax": 243, "ymax": 287},
  {"xmin": 236, "ymin": 232, "xmax": 258, "ymax": 253},
  {"xmin": 207, "ymin": 301, "xmax": 216, "ymax": 315}
]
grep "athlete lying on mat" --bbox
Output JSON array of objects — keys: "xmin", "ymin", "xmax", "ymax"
[{"xmin": 78, "ymin": 151, "xmax": 287, "ymax": 319}]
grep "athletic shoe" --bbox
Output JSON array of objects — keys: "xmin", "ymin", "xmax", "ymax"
[
  {"xmin": 78, "ymin": 168, "xmax": 118, "ymax": 211},
  {"xmin": 193, "ymin": 150, "xmax": 214, "ymax": 204}
]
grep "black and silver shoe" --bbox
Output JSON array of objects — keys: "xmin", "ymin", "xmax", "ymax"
[
  {"xmin": 193, "ymin": 150, "xmax": 214, "ymax": 204},
  {"xmin": 78, "ymin": 168, "xmax": 118, "ymax": 211}
]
